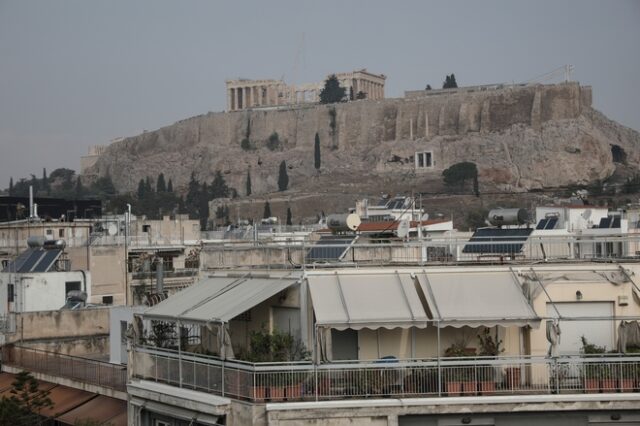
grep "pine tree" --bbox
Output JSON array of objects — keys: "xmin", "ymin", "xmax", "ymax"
[
  {"xmin": 42, "ymin": 168, "xmax": 50, "ymax": 195},
  {"xmin": 263, "ymin": 201, "xmax": 271, "ymax": 219},
  {"xmin": 314, "ymin": 133, "xmax": 321, "ymax": 171},
  {"xmin": 246, "ymin": 170, "xmax": 252, "ymax": 196},
  {"xmin": 75, "ymin": 176, "xmax": 84, "ymax": 197},
  {"xmin": 145, "ymin": 176, "xmax": 153, "ymax": 194},
  {"xmin": 137, "ymin": 179, "xmax": 146, "ymax": 199},
  {"xmin": 319, "ymin": 74, "xmax": 347, "ymax": 104},
  {"xmin": 8, "ymin": 177, "xmax": 13, "ymax": 196},
  {"xmin": 167, "ymin": 179, "xmax": 173, "ymax": 193},
  {"xmin": 277, "ymin": 161, "xmax": 289, "ymax": 192},
  {"xmin": 449, "ymin": 73, "xmax": 458, "ymax": 88},
  {"xmin": 286, "ymin": 207, "xmax": 292, "ymax": 225},
  {"xmin": 157, "ymin": 173, "xmax": 166, "ymax": 192},
  {"xmin": 210, "ymin": 171, "xmax": 230, "ymax": 199}
]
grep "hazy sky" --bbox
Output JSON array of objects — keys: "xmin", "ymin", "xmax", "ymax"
[{"xmin": 1, "ymin": 0, "xmax": 639, "ymax": 187}]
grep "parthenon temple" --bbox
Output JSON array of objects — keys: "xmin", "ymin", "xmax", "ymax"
[{"xmin": 226, "ymin": 69, "xmax": 386, "ymax": 111}]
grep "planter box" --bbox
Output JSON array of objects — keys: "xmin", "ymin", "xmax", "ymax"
[
  {"xmin": 286, "ymin": 384, "xmax": 303, "ymax": 400},
  {"xmin": 504, "ymin": 367, "xmax": 521, "ymax": 390},
  {"xmin": 251, "ymin": 386, "xmax": 267, "ymax": 402},
  {"xmin": 270, "ymin": 386, "xmax": 285, "ymax": 401},
  {"xmin": 584, "ymin": 378, "xmax": 600, "ymax": 393},
  {"xmin": 619, "ymin": 378, "xmax": 635, "ymax": 393},
  {"xmin": 601, "ymin": 378, "xmax": 617, "ymax": 392},
  {"xmin": 479, "ymin": 381, "xmax": 496, "ymax": 395},
  {"xmin": 462, "ymin": 381, "xmax": 478, "ymax": 395},
  {"xmin": 446, "ymin": 381, "xmax": 462, "ymax": 396}
]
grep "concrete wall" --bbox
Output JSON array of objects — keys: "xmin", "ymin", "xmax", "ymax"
[
  {"xmin": 89, "ymin": 245, "xmax": 126, "ymax": 305},
  {"xmin": 0, "ymin": 270, "xmax": 91, "ymax": 314},
  {"xmin": 109, "ymin": 305, "xmax": 146, "ymax": 364}
]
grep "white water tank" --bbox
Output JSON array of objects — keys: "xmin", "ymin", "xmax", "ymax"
[
  {"xmin": 487, "ymin": 208, "xmax": 529, "ymax": 226},
  {"xmin": 327, "ymin": 214, "xmax": 361, "ymax": 232}
]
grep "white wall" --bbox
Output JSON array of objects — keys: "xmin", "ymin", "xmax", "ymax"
[
  {"xmin": 109, "ymin": 305, "xmax": 146, "ymax": 364},
  {"xmin": 0, "ymin": 271, "xmax": 91, "ymax": 314}
]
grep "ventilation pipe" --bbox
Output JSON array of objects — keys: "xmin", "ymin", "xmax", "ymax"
[
  {"xmin": 156, "ymin": 257, "xmax": 164, "ymax": 294},
  {"xmin": 29, "ymin": 186, "xmax": 34, "ymax": 218}
]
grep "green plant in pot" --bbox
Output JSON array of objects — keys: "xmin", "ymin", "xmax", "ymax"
[
  {"xmin": 444, "ymin": 338, "xmax": 476, "ymax": 396},
  {"xmin": 477, "ymin": 328, "xmax": 504, "ymax": 394},
  {"xmin": 580, "ymin": 336, "xmax": 607, "ymax": 393}
]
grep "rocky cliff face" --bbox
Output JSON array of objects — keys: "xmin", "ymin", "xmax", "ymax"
[{"xmin": 85, "ymin": 83, "xmax": 639, "ymax": 199}]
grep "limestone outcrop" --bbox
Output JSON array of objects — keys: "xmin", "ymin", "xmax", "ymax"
[{"xmin": 85, "ymin": 83, "xmax": 639, "ymax": 198}]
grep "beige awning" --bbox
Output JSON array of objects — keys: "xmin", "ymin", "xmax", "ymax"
[
  {"xmin": 417, "ymin": 270, "xmax": 540, "ymax": 328},
  {"xmin": 144, "ymin": 272, "xmax": 301, "ymax": 323},
  {"xmin": 308, "ymin": 272, "xmax": 429, "ymax": 330}
]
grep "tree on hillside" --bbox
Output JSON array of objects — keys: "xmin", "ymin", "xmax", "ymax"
[
  {"xmin": 42, "ymin": 168, "xmax": 50, "ymax": 195},
  {"xmin": 93, "ymin": 175, "xmax": 117, "ymax": 196},
  {"xmin": 425, "ymin": 84, "xmax": 432, "ymax": 90},
  {"xmin": 442, "ymin": 162, "xmax": 478, "ymax": 193},
  {"xmin": 355, "ymin": 91, "xmax": 367, "ymax": 100},
  {"xmin": 246, "ymin": 170, "xmax": 252, "ymax": 196},
  {"xmin": 443, "ymin": 73, "xmax": 458, "ymax": 89},
  {"xmin": 75, "ymin": 176, "xmax": 84, "ymax": 197},
  {"xmin": 286, "ymin": 207, "xmax": 292, "ymax": 225},
  {"xmin": 156, "ymin": 173, "xmax": 166, "ymax": 192},
  {"xmin": 210, "ymin": 171, "xmax": 230, "ymax": 199},
  {"xmin": 314, "ymin": 133, "xmax": 321, "ymax": 171},
  {"xmin": 137, "ymin": 179, "xmax": 146, "ymax": 199},
  {"xmin": 167, "ymin": 178, "xmax": 173, "ymax": 193},
  {"xmin": 319, "ymin": 74, "xmax": 346, "ymax": 104},
  {"xmin": 145, "ymin": 176, "xmax": 153, "ymax": 195},
  {"xmin": 263, "ymin": 201, "xmax": 272, "ymax": 219},
  {"xmin": 277, "ymin": 161, "xmax": 289, "ymax": 191}
]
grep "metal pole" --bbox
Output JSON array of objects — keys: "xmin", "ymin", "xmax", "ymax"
[
  {"xmin": 437, "ymin": 322, "xmax": 441, "ymax": 396},
  {"xmin": 177, "ymin": 320, "xmax": 183, "ymax": 388},
  {"xmin": 221, "ymin": 322, "xmax": 225, "ymax": 397}
]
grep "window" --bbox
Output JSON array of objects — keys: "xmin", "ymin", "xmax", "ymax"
[
  {"xmin": 415, "ymin": 151, "xmax": 433, "ymax": 169},
  {"xmin": 46, "ymin": 229, "xmax": 53, "ymax": 236},
  {"xmin": 7, "ymin": 284, "xmax": 14, "ymax": 303},
  {"xmin": 65, "ymin": 281, "xmax": 81, "ymax": 296},
  {"xmin": 58, "ymin": 229, "xmax": 64, "ymax": 238},
  {"xmin": 142, "ymin": 225, "xmax": 151, "ymax": 233},
  {"xmin": 103, "ymin": 295, "xmax": 114, "ymax": 305}
]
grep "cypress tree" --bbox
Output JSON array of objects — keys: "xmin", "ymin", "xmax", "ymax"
[
  {"xmin": 286, "ymin": 207, "xmax": 292, "ymax": 225},
  {"xmin": 314, "ymin": 133, "xmax": 321, "ymax": 171},
  {"xmin": 156, "ymin": 173, "xmax": 166, "ymax": 192},
  {"xmin": 277, "ymin": 161, "xmax": 289, "ymax": 191},
  {"xmin": 137, "ymin": 179, "xmax": 146, "ymax": 199},
  {"xmin": 75, "ymin": 176, "xmax": 84, "ymax": 197},
  {"xmin": 9, "ymin": 177, "xmax": 13, "ymax": 196},
  {"xmin": 145, "ymin": 176, "xmax": 153, "ymax": 194},
  {"xmin": 263, "ymin": 201, "xmax": 271, "ymax": 219},
  {"xmin": 167, "ymin": 179, "xmax": 173, "ymax": 193},
  {"xmin": 246, "ymin": 170, "xmax": 252, "ymax": 196}
]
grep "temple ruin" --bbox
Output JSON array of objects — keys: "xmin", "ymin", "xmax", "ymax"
[{"xmin": 225, "ymin": 69, "xmax": 386, "ymax": 111}]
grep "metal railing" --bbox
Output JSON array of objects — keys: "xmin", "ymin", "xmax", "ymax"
[
  {"xmin": 1, "ymin": 346, "xmax": 127, "ymax": 392},
  {"xmin": 132, "ymin": 347, "xmax": 640, "ymax": 402},
  {"xmin": 200, "ymin": 234, "xmax": 640, "ymax": 269}
]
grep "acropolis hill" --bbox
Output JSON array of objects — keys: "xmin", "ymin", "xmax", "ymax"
[{"xmin": 83, "ymin": 82, "xmax": 640, "ymax": 217}]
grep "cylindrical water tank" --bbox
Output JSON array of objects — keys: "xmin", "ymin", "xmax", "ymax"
[
  {"xmin": 27, "ymin": 236, "xmax": 45, "ymax": 248},
  {"xmin": 43, "ymin": 239, "xmax": 66, "ymax": 250},
  {"xmin": 487, "ymin": 208, "xmax": 528, "ymax": 226},
  {"xmin": 326, "ymin": 214, "xmax": 361, "ymax": 232}
]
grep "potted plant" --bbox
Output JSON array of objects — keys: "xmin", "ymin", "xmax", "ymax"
[
  {"xmin": 477, "ymin": 328, "xmax": 504, "ymax": 395},
  {"xmin": 444, "ymin": 339, "xmax": 476, "ymax": 396},
  {"xmin": 580, "ymin": 336, "xmax": 607, "ymax": 393}
]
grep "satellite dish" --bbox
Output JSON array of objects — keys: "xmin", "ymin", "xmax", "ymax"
[
  {"xmin": 582, "ymin": 209, "xmax": 592, "ymax": 220},
  {"xmin": 107, "ymin": 223, "xmax": 118, "ymax": 236},
  {"xmin": 421, "ymin": 213, "xmax": 430, "ymax": 221},
  {"xmin": 396, "ymin": 219, "xmax": 410, "ymax": 239}
]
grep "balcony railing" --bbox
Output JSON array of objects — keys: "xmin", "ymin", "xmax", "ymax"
[
  {"xmin": 2, "ymin": 346, "xmax": 127, "ymax": 392},
  {"xmin": 132, "ymin": 347, "xmax": 640, "ymax": 402}
]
